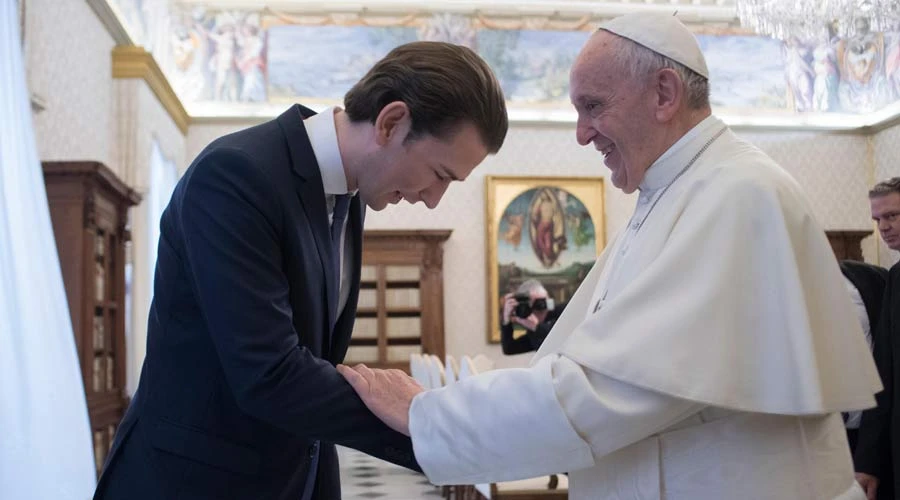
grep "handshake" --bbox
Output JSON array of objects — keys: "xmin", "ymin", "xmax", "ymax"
[{"xmin": 337, "ymin": 363, "xmax": 425, "ymax": 436}]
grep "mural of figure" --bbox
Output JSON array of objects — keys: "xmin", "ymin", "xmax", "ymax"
[
  {"xmin": 784, "ymin": 40, "xmax": 815, "ymax": 111},
  {"xmin": 812, "ymin": 44, "xmax": 838, "ymax": 111},
  {"xmin": 208, "ymin": 14, "xmax": 240, "ymax": 101},
  {"xmin": 885, "ymin": 32, "xmax": 900, "ymax": 97},
  {"xmin": 502, "ymin": 214, "xmax": 524, "ymax": 249},
  {"xmin": 237, "ymin": 23, "xmax": 266, "ymax": 102},
  {"xmin": 529, "ymin": 188, "xmax": 567, "ymax": 269},
  {"xmin": 837, "ymin": 31, "xmax": 890, "ymax": 112},
  {"xmin": 171, "ymin": 21, "xmax": 210, "ymax": 101},
  {"xmin": 418, "ymin": 13, "xmax": 476, "ymax": 47}
]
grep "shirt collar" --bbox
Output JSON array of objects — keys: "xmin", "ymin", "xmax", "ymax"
[
  {"xmin": 640, "ymin": 115, "xmax": 724, "ymax": 192},
  {"xmin": 303, "ymin": 106, "xmax": 351, "ymax": 196}
]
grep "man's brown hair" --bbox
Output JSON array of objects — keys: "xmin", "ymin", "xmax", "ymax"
[
  {"xmin": 344, "ymin": 41, "xmax": 508, "ymax": 153},
  {"xmin": 869, "ymin": 177, "xmax": 900, "ymax": 198}
]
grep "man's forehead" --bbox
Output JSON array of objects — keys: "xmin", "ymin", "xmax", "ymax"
[
  {"xmin": 871, "ymin": 193, "xmax": 900, "ymax": 210},
  {"xmin": 569, "ymin": 67, "xmax": 615, "ymax": 102},
  {"xmin": 572, "ymin": 39, "xmax": 620, "ymax": 81},
  {"xmin": 574, "ymin": 34, "xmax": 614, "ymax": 67}
]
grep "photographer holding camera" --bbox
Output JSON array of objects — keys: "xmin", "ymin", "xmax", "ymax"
[{"xmin": 501, "ymin": 279, "xmax": 564, "ymax": 355}]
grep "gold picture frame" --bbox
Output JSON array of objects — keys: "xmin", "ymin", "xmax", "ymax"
[{"xmin": 485, "ymin": 176, "xmax": 606, "ymax": 344}]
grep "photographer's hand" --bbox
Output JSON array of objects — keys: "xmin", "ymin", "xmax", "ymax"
[
  {"xmin": 513, "ymin": 314, "xmax": 539, "ymax": 332},
  {"xmin": 502, "ymin": 294, "xmax": 517, "ymax": 325}
]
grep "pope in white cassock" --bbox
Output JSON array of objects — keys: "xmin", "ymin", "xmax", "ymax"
[{"xmin": 338, "ymin": 13, "xmax": 882, "ymax": 500}]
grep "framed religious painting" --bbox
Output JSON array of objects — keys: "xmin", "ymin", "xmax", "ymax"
[{"xmin": 485, "ymin": 176, "xmax": 606, "ymax": 344}]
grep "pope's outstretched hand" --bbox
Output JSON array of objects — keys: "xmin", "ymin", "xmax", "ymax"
[{"xmin": 337, "ymin": 364, "xmax": 425, "ymax": 436}]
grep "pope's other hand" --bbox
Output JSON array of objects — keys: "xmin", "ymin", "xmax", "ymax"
[{"xmin": 337, "ymin": 363, "xmax": 425, "ymax": 436}]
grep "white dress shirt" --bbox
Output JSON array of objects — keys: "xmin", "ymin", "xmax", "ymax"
[{"xmin": 304, "ymin": 107, "xmax": 354, "ymax": 319}]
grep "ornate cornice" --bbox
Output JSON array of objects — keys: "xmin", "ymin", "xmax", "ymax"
[
  {"xmin": 179, "ymin": 0, "xmax": 739, "ymax": 25},
  {"xmin": 85, "ymin": 0, "xmax": 134, "ymax": 45},
  {"xmin": 111, "ymin": 46, "xmax": 189, "ymax": 134}
]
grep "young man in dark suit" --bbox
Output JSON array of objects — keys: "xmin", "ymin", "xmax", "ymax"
[{"xmin": 94, "ymin": 41, "xmax": 508, "ymax": 500}]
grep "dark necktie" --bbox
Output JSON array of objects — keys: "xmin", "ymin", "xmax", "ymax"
[{"xmin": 330, "ymin": 194, "xmax": 352, "ymax": 305}]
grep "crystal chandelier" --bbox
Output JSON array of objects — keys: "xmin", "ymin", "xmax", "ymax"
[{"xmin": 736, "ymin": 0, "xmax": 900, "ymax": 41}]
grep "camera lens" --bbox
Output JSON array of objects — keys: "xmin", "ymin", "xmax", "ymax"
[{"xmin": 514, "ymin": 295, "xmax": 532, "ymax": 318}]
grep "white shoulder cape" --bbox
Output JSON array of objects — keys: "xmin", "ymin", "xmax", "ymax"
[{"xmin": 534, "ymin": 130, "xmax": 880, "ymax": 415}]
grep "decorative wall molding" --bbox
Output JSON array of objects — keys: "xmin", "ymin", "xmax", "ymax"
[
  {"xmin": 176, "ymin": 0, "xmax": 739, "ymax": 24},
  {"xmin": 85, "ymin": 0, "xmax": 133, "ymax": 45},
  {"xmin": 112, "ymin": 79, "xmax": 140, "ymax": 190},
  {"xmin": 112, "ymin": 46, "xmax": 189, "ymax": 134},
  {"xmin": 190, "ymin": 101, "xmax": 900, "ymax": 133}
]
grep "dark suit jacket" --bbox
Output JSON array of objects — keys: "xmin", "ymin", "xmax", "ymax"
[
  {"xmin": 853, "ymin": 260, "xmax": 895, "ymax": 500},
  {"xmin": 94, "ymin": 105, "xmax": 419, "ymax": 500},
  {"xmin": 840, "ymin": 260, "xmax": 889, "ymax": 339}
]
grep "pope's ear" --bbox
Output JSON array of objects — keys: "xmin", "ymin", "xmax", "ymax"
[{"xmin": 654, "ymin": 68, "xmax": 684, "ymax": 122}]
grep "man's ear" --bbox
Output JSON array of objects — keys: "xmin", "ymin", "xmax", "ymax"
[
  {"xmin": 374, "ymin": 101, "xmax": 411, "ymax": 146},
  {"xmin": 654, "ymin": 68, "xmax": 684, "ymax": 122}
]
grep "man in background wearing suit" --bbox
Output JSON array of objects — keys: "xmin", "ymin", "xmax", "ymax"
[
  {"xmin": 856, "ymin": 177, "xmax": 900, "ymax": 500},
  {"xmin": 94, "ymin": 41, "xmax": 508, "ymax": 500},
  {"xmin": 839, "ymin": 261, "xmax": 888, "ymax": 450}
]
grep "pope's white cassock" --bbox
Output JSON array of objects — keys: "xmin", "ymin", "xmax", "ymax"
[{"xmin": 408, "ymin": 112, "xmax": 881, "ymax": 499}]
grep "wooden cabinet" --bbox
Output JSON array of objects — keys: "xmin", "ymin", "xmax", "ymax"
[
  {"xmin": 42, "ymin": 161, "xmax": 141, "ymax": 476},
  {"xmin": 826, "ymin": 230, "xmax": 872, "ymax": 262},
  {"xmin": 345, "ymin": 230, "xmax": 451, "ymax": 372}
]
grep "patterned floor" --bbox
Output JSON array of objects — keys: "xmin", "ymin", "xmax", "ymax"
[{"xmin": 337, "ymin": 446, "xmax": 444, "ymax": 499}]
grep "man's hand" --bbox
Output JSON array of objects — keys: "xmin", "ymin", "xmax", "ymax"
[
  {"xmin": 513, "ymin": 313, "xmax": 539, "ymax": 332},
  {"xmin": 502, "ymin": 293, "xmax": 516, "ymax": 325},
  {"xmin": 856, "ymin": 472, "xmax": 878, "ymax": 500},
  {"xmin": 337, "ymin": 364, "xmax": 425, "ymax": 436}
]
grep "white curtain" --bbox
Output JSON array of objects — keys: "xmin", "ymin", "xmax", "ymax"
[{"xmin": 0, "ymin": 0, "xmax": 97, "ymax": 497}]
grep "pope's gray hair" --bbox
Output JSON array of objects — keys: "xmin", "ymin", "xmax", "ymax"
[{"xmin": 605, "ymin": 32, "xmax": 710, "ymax": 110}]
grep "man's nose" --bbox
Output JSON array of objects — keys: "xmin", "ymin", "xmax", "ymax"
[{"xmin": 575, "ymin": 116, "xmax": 595, "ymax": 146}]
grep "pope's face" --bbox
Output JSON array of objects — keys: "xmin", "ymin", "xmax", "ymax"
[{"xmin": 569, "ymin": 32, "xmax": 663, "ymax": 194}]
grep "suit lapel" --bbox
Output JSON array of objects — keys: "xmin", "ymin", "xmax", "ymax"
[{"xmin": 276, "ymin": 105, "xmax": 339, "ymax": 333}]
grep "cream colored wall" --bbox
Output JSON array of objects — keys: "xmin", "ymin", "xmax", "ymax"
[
  {"xmin": 738, "ymin": 129, "xmax": 879, "ymax": 264},
  {"xmin": 188, "ymin": 120, "xmax": 875, "ymax": 368},
  {"xmin": 25, "ymin": 0, "xmax": 187, "ymax": 394},
  {"xmin": 873, "ymin": 122, "xmax": 900, "ymax": 268},
  {"xmin": 187, "ymin": 121, "xmax": 253, "ymax": 167},
  {"xmin": 25, "ymin": 0, "xmax": 117, "ymax": 172}
]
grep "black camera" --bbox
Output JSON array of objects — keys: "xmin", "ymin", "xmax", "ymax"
[{"xmin": 514, "ymin": 294, "xmax": 550, "ymax": 318}]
